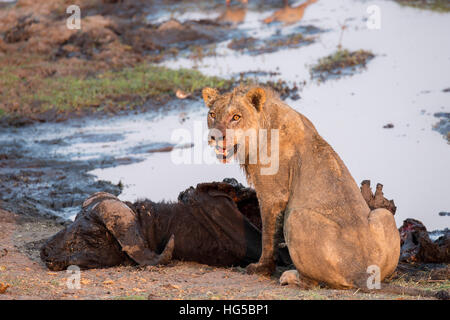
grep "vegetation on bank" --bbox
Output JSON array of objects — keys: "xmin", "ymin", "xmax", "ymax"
[
  {"xmin": 396, "ymin": 0, "xmax": 450, "ymax": 12},
  {"xmin": 228, "ymin": 33, "xmax": 315, "ymax": 55},
  {"xmin": 310, "ymin": 49, "xmax": 374, "ymax": 79},
  {"xmin": 0, "ymin": 62, "xmax": 232, "ymax": 120}
]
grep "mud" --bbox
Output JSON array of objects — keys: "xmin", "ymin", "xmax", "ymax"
[
  {"xmin": 0, "ymin": 0, "xmax": 323, "ymax": 124},
  {"xmin": 0, "ymin": 1, "xmax": 237, "ymax": 62},
  {"xmin": 0, "ymin": 141, "xmax": 122, "ymax": 222},
  {"xmin": 432, "ymin": 112, "xmax": 450, "ymax": 143},
  {"xmin": 0, "ymin": 0, "xmax": 242, "ymax": 122},
  {"xmin": 0, "ymin": 126, "xmax": 213, "ymax": 226},
  {"xmin": 227, "ymin": 25, "xmax": 321, "ymax": 56}
]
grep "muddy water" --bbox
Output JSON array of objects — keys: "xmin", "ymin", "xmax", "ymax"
[
  {"xmin": 2, "ymin": 0, "xmax": 449, "ymax": 230},
  {"xmin": 94, "ymin": 0, "xmax": 449, "ymax": 230}
]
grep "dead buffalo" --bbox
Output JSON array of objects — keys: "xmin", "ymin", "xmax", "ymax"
[
  {"xmin": 40, "ymin": 179, "xmax": 290, "ymax": 271},
  {"xmin": 399, "ymin": 218, "xmax": 450, "ymax": 263}
]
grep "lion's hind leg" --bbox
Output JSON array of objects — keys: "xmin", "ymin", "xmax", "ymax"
[{"xmin": 367, "ymin": 208, "xmax": 400, "ymax": 279}]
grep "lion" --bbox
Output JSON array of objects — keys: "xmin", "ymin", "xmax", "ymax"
[{"xmin": 202, "ymin": 85, "xmax": 400, "ymax": 289}]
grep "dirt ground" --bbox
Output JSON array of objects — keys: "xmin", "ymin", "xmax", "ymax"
[{"xmin": 0, "ymin": 208, "xmax": 448, "ymax": 300}]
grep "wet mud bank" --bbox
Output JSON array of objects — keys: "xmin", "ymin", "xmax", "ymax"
[
  {"xmin": 0, "ymin": 130, "xmax": 124, "ymax": 222},
  {"xmin": 0, "ymin": 0, "xmax": 329, "ymax": 124},
  {"xmin": 433, "ymin": 112, "xmax": 450, "ymax": 143},
  {"xmin": 0, "ymin": 95, "xmax": 201, "ymax": 223},
  {"xmin": 0, "ymin": 0, "xmax": 241, "ymax": 122},
  {"xmin": 227, "ymin": 24, "xmax": 323, "ymax": 56}
]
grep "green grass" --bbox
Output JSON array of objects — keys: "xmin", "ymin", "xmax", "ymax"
[
  {"xmin": 0, "ymin": 64, "xmax": 232, "ymax": 118},
  {"xmin": 36, "ymin": 65, "xmax": 230, "ymax": 110}
]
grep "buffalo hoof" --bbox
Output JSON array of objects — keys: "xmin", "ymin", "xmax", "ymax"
[{"xmin": 246, "ymin": 261, "xmax": 275, "ymax": 276}]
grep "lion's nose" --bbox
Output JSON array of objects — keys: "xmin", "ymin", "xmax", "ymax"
[
  {"xmin": 212, "ymin": 135, "xmax": 226, "ymax": 146},
  {"xmin": 209, "ymin": 129, "xmax": 226, "ymax": 143}
]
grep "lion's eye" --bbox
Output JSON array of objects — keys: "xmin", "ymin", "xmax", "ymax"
[
  {"xmin": 209, "ymin": 112, "xmax": 216, "ymax": 119},
  {"xmin": 232, "ymin": 114, "xmax": 241, "ymax": 121}
]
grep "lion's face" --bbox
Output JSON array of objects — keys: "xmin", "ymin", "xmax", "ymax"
[{"xmin": 202, "ymin": 86, "xmax": 266, "ymax": 163}]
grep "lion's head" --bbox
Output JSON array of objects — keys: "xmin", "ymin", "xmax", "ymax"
[{"xmin": 202, "ymin": 86, "xmax": 267, "ymax": 163}]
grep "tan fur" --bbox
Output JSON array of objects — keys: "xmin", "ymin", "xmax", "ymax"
[{"xmin": 202, "ymin": 85, "xmax": 400, "ymax": 289}]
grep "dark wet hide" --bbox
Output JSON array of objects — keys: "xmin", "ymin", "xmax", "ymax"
[
  {"xmin": 399, "ymin": 219, "xmax": 450, "ymax": 263},
  {"xmin": 360, "ymin": 181, "xmax": 449, "ymax": 264}
]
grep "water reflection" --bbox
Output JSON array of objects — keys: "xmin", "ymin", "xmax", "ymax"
[
  {"xmin": 264, "ymin": 0, "xmax": 318, "ymax": 25},
  {"xmin": 217, "ymin": 5, "xmax": 247, "ymax": 25},
  {"xmin": 225, "ymin": 0, "xmax": 248, "ymax": 7}
]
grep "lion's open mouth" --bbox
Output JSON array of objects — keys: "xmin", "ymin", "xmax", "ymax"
[{"xmin": 214, "ymin": 144, "xmax": 239, "ymax": 162}]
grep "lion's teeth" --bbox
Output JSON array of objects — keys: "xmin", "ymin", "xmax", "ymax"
[{"xmin": 214, "ymin": 147, "xmax": 228, "ymax": 158}]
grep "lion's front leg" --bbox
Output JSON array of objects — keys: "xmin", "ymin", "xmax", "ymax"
[{"xmin": 246, "ymin": 205, "xmax": 280, "ymax": 276}]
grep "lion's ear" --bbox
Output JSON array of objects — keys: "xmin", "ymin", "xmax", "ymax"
[
  {"xmin": 202, "ymin": 87, "xmax": 219, "ymax": 108},
  {"xmin": 246, "ymin": 87, "xmax": 266, "ymax": 111}
]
